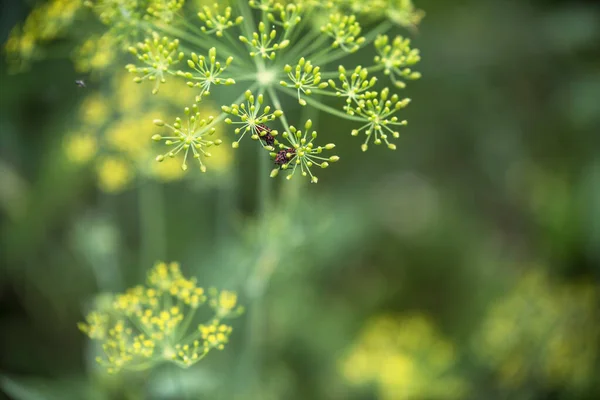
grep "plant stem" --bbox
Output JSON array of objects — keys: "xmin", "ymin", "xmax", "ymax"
[
  {"xmin": 313, "ymin": 21, "xmax": 393, "ymax": 65},
  {"xmin": 138, "ymin": 179, "xmax": 166, "ymax": 269},
  {"xmin": 257, "ymin": 143, "xmax": 271, "ymax": 216},
  {"xmin": 276, "ymin": 85, "xmax": 364, "ymax": 122}
]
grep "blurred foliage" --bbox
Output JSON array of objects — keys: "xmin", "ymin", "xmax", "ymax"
[{"xmin": 1, "ymin": 0, "xmax": 600, "ymax": 399}]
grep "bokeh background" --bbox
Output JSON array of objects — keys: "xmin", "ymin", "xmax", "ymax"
[{"xmin": 1, "ymin": 0, "xmax": 600, "ymax": 399}]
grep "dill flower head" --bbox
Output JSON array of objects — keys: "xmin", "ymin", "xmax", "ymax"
[
  {"xmin": 78, "ymin": 261, "xmax": 244, "ymax": 374},
  {"xmin": 10, "ymin": 0, "xmax": 426, "ymax": 183},
  {"xmin": 472, "ymin": 270, "xmax": 599, "ymax": 392},
  {"xmin": 340, "ymin": 314, "xmax": 468, "ymax": 399}
]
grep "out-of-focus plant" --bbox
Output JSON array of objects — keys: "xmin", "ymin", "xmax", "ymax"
[
  {"xmin": 340, "ymin": 314, "xmax": 468, "ymax": 399},
  {"xmin": 63, "ymin": 72, "xmax": 233, "ymax": 192},
  {"xmin": 78, "ymin": 261, "xmax": 244, "ymax": 373},
  {"xmin": 472, "ymin": 270, "xmax": 599, "ymax": 393},
  {"xmin": 4, "ymin": 0, "xmax": 428, "ymax": 388},
  {"xmin": 6, "ymin": 0, "xmax": 425, "ymax": 183}
]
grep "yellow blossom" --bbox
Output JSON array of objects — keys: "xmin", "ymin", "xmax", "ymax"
[
  {"xmin": 116, "ymin": 72, "xmax": 146, "ymax": 112},
  {"xmin": 65, "ymin": 134, "xmax": 97, "ymax": 163},
  {"xmin": 80, "ymin": 94, "xmax": 110, "ymax": 126},
  {"xmin": 97, "ymin": 157, "xmax": 132, "ymax": 193},
  {"xmin": 341, "ymin": 314, "xmax": 467, "ymax": 399},
  {"xmin": 79, "ymin": 261, "xmax": 243, "ymax": 373},
  {"xmin": 73, "ymin": 34, "xmax": 116, "ymax": 73},
  {"xmin": 105, "ymin": 116, "xmax": 153, "ymax": 160},
  {"xmin": 219, "ymin": 291, "xmax": 238, "ymax": 310},
  {"xmin": 473, "ymin": 270, "xmax": 599, "ymax": 391}
]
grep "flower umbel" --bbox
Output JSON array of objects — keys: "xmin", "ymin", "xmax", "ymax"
[
  {"xmin": 374, "ymin": 34, "xmax": 421, "ymax": 89},
  {"xmin": 78, "ymin": 261, "xmax": 243, "ymax": 374},
  {"xmin": 328, "ymin": 65, "xmax": 377, "ymax": 113},
  {"xmin": 321, "ymin": 13, "xmax": 365, "ymax": 53},
  {"xmin": 153, "ymin": 104, "xmax": 223, "ymax": 172},
  {"xmin": 268, "ymin": 3, "xmax": 303, "ymax": 30},
  {"xmin": 350, "ymin": 88, "xmax": 411, "ymax": 151},
  {"xmin": 198, "ymin": 5, "xmax": 244, "ymax": 37},
  {"xmin": 126, "ymin": 32, "xmax": 184, "ymax": 94},
  {"xmin": 146, "ymin": 0, "xmax": 185, "ymax": 24},
  {"xmin": 280, "ymin": 57, "xmax": 328, "ymax": 106},
  {"xmin": 269, "ymin": 119, "xmax": 339, "ymax": 183},
  {"xmin": 239, "ymin": 22, "xmax": 290, "ymax": 60},
  {"xmin": 178, "ymin": 47, "xmax": 236, "ymax": 102},
  {"xmin": 12, "ymin": 0, "xmax": 426, "ymax": 182},
  {"xmin": 223, "ymin": 90, "xmax": 283, "ymax": 149}
]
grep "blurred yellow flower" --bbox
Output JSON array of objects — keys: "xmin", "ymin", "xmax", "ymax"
[
  {"xmin": 97, "ymin": 157, "xmax": 132, "ymax": 193},
  {"xmin": 73, "ymin": 34, "xmax": 116, "ymax": 73},
  {"xmin": 105, "ymin": 116, "xmax": 154, "ymax": 160},
  {"xmin": 63, "ymin": 65, "xmax": 233, "ymax": 192},
  {"xmin": 65, "ymin": 134, "xmax": 97, "ymax": 163},
  {"xmin": 4, "ymin": 0, "xmax": 83, "ymax": 70},
  {"xmin": 80, "ymin": 93, "xmax": 110, "ymax": 126},
  {"xmin": 116, "ymin": 72, "xmax": 147, "ymax": 112},
  {"xmin": 341, "ymin": 314, "xmax": 467, "ymax": 399},
  {"xmin": 79, "ymin": 261, "xmax": 243, "ymax": 374},
  {"xmin": 473, "ymin": 270, "xmax": 599, "ymax": 391}
]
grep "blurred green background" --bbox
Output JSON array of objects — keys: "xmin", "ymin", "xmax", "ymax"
[{"xmin": 1, "ymin": 0, "xmax": 599, "ymax": 399}]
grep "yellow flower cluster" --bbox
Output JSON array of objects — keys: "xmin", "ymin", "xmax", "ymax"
[
  {"xmin": 341, "ymin": 314, "xmax": 467, "ymax": 399},
  {"xmin": 473, "ymin": 271, "xmax": 599, "ymax": 391},
  {"xmin": 73, "ymin": 34, "xmax": 117, "ymax": 73},
  {"xmin": 78, "ymin": 261, "xmax": 244, "ymax": 373},
  {"xmin": 4, "ymin": 0, "xmax": 83, "ymax": 71},
  {"xmin": 64, "ymin": 72, "xmax": 234, "ymax": 192}
]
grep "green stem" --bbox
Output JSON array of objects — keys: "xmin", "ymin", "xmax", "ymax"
[
  {"xmin": 281, "ymin": 27, "xmax": 322, "ymax": 65},
  {"xmin": 314, "ymin": 21, "xmax": 394, "ymax": 65},
  {"xmin": 138, "ymin": 180, "xmax": 166, "ymax": 269},
  {"xmin": 222, "ymin": 28, "xmax": 250, "ymax": 58},
  {"xmin": 150, "ymin": 22, "xmax": 238, "ymax": 59},
  {"xmin": 267, "ymin": 86, "xmax": 297, "ymax": 146},
  {"xmin": 276, "ymin": 86, "xmax": 364, "ymax": 122},
  {"xmin": 257, "ymin": 145, "xmax": 271, "ymax": 216},
  {"xmin": 283, "ymin": 7, "xmax": 311, "ymax": 45}
]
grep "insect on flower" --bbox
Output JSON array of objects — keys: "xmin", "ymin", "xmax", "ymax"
[
  {"xmin": 75, "ymin": 79, "xmax": 86, "ymax": 88},
  {"xmin": 274, "ymin": 148, "xmax": 296, "ymax": 167},
  {"xmin": 256, "ymin": 123, "xmax": 275, "ymax": 147}
]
